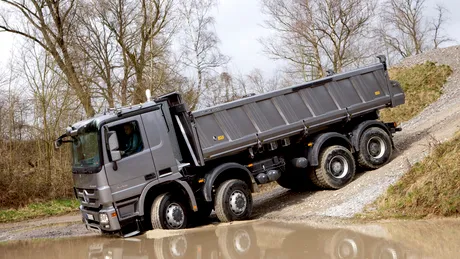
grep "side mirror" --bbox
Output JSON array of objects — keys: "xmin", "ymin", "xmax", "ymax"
[
  {"xmin": 54, "ymin": 138, "xmax": 62, "ymax": 150},
  {"xmin": 108, "ymin": 131, "xmax": 121, "ymax": 162}
]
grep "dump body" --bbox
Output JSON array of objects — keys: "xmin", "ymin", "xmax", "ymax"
[{"xmin": 192, "ymin": 62, "xmax": 404, "ymax": 160}]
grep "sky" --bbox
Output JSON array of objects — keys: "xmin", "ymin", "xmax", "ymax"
[{"xmin": 0, "ymin": 0, "xmax": 459, "ymax": 76}]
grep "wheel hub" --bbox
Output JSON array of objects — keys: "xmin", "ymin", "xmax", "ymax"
[
  {"xmin": 166, "ymin": 203, "xmax": 184, "ymax": 228},
  {"xmin": 169, "ymin": 236, "xmax": 187, "ymax": 257},
  {"xmin": 367, "ymin": 137, "xmax": 386, "ymax": 159},
  {"xmin": 233, "ymin": 230, "xmax": 251, "ymax": 254},
  {"xmin": 379, "ymin": 248, "xmax": 398, "ymax": 259},
  {"xmin": 328, "ymin": 155, "xmax": 349, "ymax": 179},
  {"xmin": 337, "ymin": 238, "xmax": 358, "ymax": 258},
  {"xmin": 229, "ymin": 190, "xmax": 247, "ymax": 215}
]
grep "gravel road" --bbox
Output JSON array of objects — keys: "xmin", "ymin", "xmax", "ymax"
[{"xmin": 2, "ymin": 46, "xmax": 460, "ymax": 241}]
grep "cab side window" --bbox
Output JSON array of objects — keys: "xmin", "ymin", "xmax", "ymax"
[{"xmin": 109, "ymin": 121, "xmax": 144, "ymax": 158}]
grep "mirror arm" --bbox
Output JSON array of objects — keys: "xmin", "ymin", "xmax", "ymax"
[
  {"xmin": 112, "ymin": 161, "xmax": 118, "ymax": 171},
  {"xmin": 103, "ymin": 126, "xmax": 113, "ymax": 162}
]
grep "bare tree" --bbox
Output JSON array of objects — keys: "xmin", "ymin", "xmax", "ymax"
[
  {"xmin": 431, "ymin": 5, "xmax": 452, "ymax": 49},
  {"xmin": 22, "ymin": 44, "xmax": 79, "ymax": 185},
  {"xmin": 245, "ymin": 68, "xmax": 282, "ymax": 94},
  {"xmin": 99, "ymin": 0, "xmax": 175, "ymax": 104},
  {"xmin": 379, "ymin": 0, "xmax": 452, "ymax": 59},
  {"xmin": 261, "ymin": 0, "xmax": 376, "ymax": 81},
  {"xmin": 76, "ymin": 1, "xmax": 121, "ymax": 108},
  {"xmin": 379, "ymin": 0, "xmax": 426, "ymax": 58},
  {"xmin": 0, "ymin": 0, "xmax": 95, "ymax": 116},
  {"xmin": 201, "ymin": 71, "xmax": 246, "ymax": 106},
  {"xmin": 179, "ymin": 0, "xmax": 229, "ymax": 110}
]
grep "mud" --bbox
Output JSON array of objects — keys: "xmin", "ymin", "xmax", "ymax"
[
  {"xmin": 0, "ymin": 213, "xmax": 94, "ymax": 242},
  {"xmin": 2, "ymin": 219, "xmax": 460, "ymax": 259}
]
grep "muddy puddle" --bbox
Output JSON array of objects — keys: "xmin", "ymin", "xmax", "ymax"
[{"xmin": 1, "ymin": 219, "xmax": 459, "ymax": 259}]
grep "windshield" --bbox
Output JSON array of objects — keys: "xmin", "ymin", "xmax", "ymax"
[{"xmin": 72, "ymin": 132, "xmax": 100, "ymax": 168}]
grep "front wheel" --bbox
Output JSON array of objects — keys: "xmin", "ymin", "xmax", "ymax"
[
  {"xmin": 313, "ymin": 145, "xmax": 356, "ymax": 189},
  {"xmin": 215, "ymin": 179, "xmax": 253, "ymax": 223},
  {"xmin": 151, "ymin": 193, "xmax": 188, "ymax": 229}
]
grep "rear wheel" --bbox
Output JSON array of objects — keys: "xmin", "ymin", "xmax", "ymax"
[
  {"xmin": 151, "ymin": 193, "xmax": 188, "ymax": 229},
  {"xmin": 313, "ymin": 145, "xmax": 356, "ymax": 189},
  {"xmin": 154, "ymin": 235, "xmax": 190, "ymax": 259},
  {"xmin": 217, "ymin": 226, "xmax": 260, "ymax": 259},
  {"xmin": 357, "ymin": 127, "xmax": 392, "ymax": 170},
  {"xmin": 215, "ymin": 179, "xmax": 253, "ymax": 222}
]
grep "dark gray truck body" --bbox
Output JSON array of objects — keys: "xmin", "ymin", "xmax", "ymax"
[
  {"xmin": 57, "ymin": 57, "xmax": 404, "ymax": 236},
  {"xmin": 192, "ymin": 61, "xmax": 404, "ymax": 160}
]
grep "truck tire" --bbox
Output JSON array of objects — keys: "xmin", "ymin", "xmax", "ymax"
[
  {"xmin": 276, "ymin": 167, "xmax": 315, "ymax": 191},
  {"xmin": 154, "ymin": 235, "xmax": 190, "ymax": 259},
  {"xmin": 151, "ymin": 193, "xmax": 188, "ymax": 229},
  {"xmin": 314, "ymin": 145, "xmax": 356, "ymax": 189},
  {"xmin": 326, "ymin": 230, "xmax": 364, "ymax": 259},
  {"xmin": 217, "ymin": 226, "xmax": 260, "ymax": 259},
  {"xmin": 356, "ymin": 127, "xmax": 392, "ymax": 170},
  {"xmin": 214, "ymin": 179, "xmax": 253, "ymax": 222}
]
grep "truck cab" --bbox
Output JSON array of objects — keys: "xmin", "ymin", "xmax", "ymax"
[{"xmin": 57, "ymin": 95, "xmax": 202, "ymax": 236}]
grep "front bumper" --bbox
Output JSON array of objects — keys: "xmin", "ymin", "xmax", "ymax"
[{"xmin": 80, "ymin": 205, "xmax": 121, "ymax": 232}]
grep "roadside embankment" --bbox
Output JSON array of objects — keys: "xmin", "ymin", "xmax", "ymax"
[{"xmin": 361, "ymin": 131, "xmax": 460, "ymax": 219}]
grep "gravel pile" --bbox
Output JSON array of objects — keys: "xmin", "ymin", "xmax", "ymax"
[{"xmin": 396, "ymin": 46, "xmax": 460, "ymax": 131}]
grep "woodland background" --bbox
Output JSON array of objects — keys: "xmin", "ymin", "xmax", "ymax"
[{"xmin": 0, "ymin": 0, "xmax": 453, "ymax": 207}]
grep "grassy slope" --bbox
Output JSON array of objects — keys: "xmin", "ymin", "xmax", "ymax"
[
  {"xmin": 363, "ymin": 61, "xmax": 457, "ymax": 219},
  {"xmin": 363, "ymin": 132, "xmax": 460, "ymax": 219},
  {"xmin": 0, "ymin": 199, "xmax": 79, "ymax": 223},
  {"xmin": 381, "ymin": 61, "xmax": 452, "ymax": 123}
]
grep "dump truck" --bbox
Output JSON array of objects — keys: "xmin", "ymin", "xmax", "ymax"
[{"xmin": 55, "ymin": 56, "xmax": 404, "ymax": 236}]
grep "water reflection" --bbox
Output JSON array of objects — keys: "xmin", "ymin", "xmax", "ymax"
[{"xmin": 2, "ymin": 220, "xmax": 458, "ymax": 259}]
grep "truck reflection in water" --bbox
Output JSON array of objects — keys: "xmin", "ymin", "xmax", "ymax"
[{"xmin": 87, "ymin": 221, "xmax": 411, "ymax": 259}]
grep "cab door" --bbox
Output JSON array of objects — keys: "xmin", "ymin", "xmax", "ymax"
[{"xmin": 103, "ymin": 115, "xmax": 157, "ymax": 200}]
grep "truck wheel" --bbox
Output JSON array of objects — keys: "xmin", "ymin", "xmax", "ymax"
[
  {"xmin": 357, "ymin": 127, "xmax": 392, "ymax": 170},
  {"xmin": 314, "ymin": 145, "xmax": 356, "ymax": 189},
  {"xmin": 326, "ymin": 230, "xmax": 364, "ymax": 259},
  {"xmin": 215, "ymin": 179, "xmax": 253, "ymax": 222},
  {"xmin": 217, "ymin": 226, "xmax": 260, "ymax": 259},
  {"xmin": 151, "ymin": 193, "xmax": 188, "ymax": 229},
  {"xmin": 154, "ymin": 235, "xmax": 190, "ymax": 259}
]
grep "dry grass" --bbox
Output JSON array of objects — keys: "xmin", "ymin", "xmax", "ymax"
[
  {"xmin": 381, "ymin": 61, "xmax": 452, "ymax": 123},
  {"xmin": 361, "ymin": 132, "xmax": 460, "ymax": 219},
  {"xmin": 0, "ymin": 140, "xmax": 74, "ymax": 209},
  {"xmin": 0, "ymin": 199, "xmax": 79, "ymax": 223}
]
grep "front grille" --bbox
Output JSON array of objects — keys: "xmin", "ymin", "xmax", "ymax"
[
  {"xmin": 75, "ymin": 187, "xmax": 100, "ymax": 208},
  {"xmin": 78, "ymin": 197, "xmax": 98, "ymax": 205},
  {"xmin": 76, "ymin": 188, "xmax": 95, "ymax": 195}
]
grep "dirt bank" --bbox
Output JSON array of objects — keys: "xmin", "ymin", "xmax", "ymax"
[{"xmin": 2, "ymin": 46, "xmax": 460, "ymax": 241}]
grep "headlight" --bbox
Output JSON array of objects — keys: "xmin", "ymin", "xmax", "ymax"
[{"xmin": 99, "ymin": 213, "xmax": 109, "ymax": 224}]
